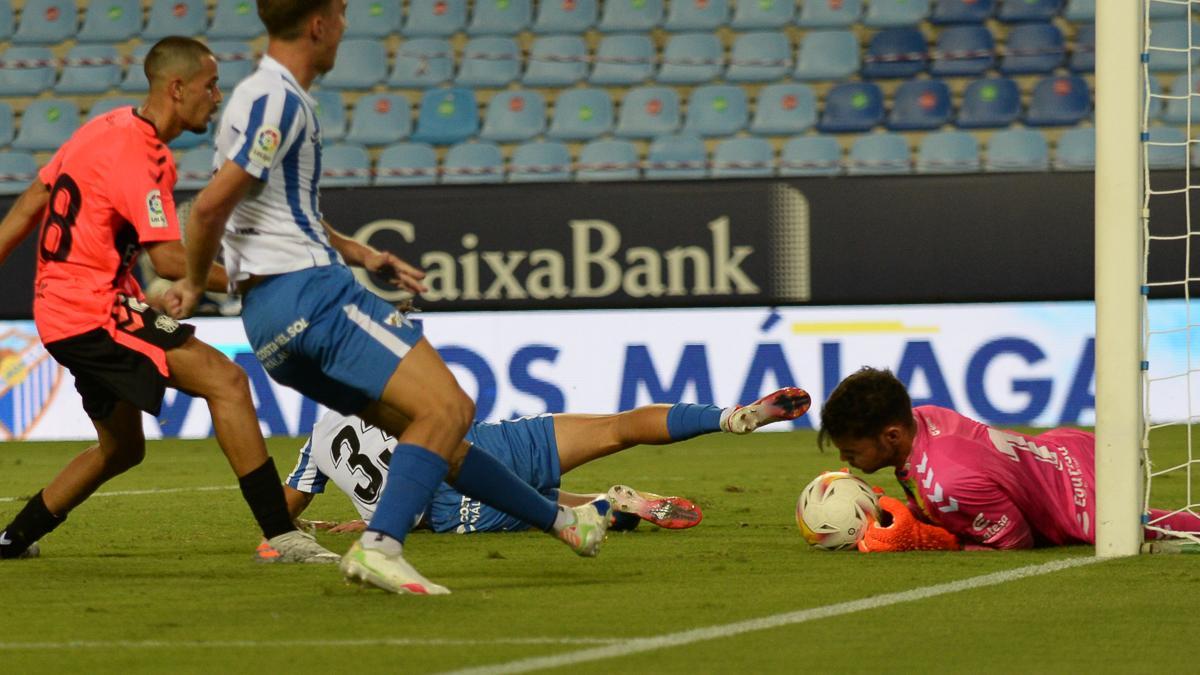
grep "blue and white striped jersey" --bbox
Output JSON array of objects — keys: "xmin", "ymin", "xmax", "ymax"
[
  {"xmin": 287, "ymin": 410, "xmax": 399, "ymax": 522},
  {"xmin": 214, "ymin": 55, "xmax": 342, "ymax": 284}
]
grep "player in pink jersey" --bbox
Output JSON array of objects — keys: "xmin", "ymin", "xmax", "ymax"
[{"xmin": 817, "ymin": 367, "xmax": 1200, "ymax": 551}]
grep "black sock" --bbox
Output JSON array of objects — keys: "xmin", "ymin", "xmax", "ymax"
[
  {"xmin": 238, "ymin": 458, "xmax": 295, "ymax": 540},
  {"xmin": 608, "ymin": 511, "xmax": 641, "ymax": 532},
  {"xmin": 0, "ymin": 490, "xmax": 64, "ymax": 559}
]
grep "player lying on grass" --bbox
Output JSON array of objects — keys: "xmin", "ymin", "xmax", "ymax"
[
  {"xmin": 277, "ymin": 388, "xmax": 812, "ymax": 537},
  {"xmin": 818, "ymin": 367, "xmax": 1200, "ymax": 552}
]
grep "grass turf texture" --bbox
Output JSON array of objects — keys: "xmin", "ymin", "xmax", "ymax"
[{"xmin": 0, "ymin": 429, "xmax": 1196, "ymax": 673}]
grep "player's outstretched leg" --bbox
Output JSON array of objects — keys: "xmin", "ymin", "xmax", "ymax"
[
  {"xmin": 607, "ymin": 485, "xmax": 703, "ymax": 530},
  {"xmin": 722, "ymin": 387, "xmax": 812, "ymax": 434},
  {"xmin": 340, "ymin": 540, "xmax": 450, "ymax": 595}
]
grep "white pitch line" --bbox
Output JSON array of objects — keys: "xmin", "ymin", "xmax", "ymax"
[
  {"xmin": 440, "ymin": 556, "xmax": 1107, "ymax": 675},
  {"xmin": 0, "ymin": 485, "xmax": 238, "ymax": 503},
  {"xmin": 0, "ymin": 637, "xmax": 624, "ymax": 651}
]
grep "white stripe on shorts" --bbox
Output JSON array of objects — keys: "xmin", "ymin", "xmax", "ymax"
[{"xmin": 342, "ymin": 303, "xmax": 412, "ymax": 359}]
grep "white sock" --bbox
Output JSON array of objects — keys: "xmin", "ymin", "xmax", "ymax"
[
  {"xmin": 551, "ymin": 505, "xmax": 576, "ymax": 533},
  {"xmin": 718, "ymin": 406, "xmax": 736, "ymax": 432},
  {"xmin": 361, "ymin": 531, "xmax": 403, "ymax": 556}
]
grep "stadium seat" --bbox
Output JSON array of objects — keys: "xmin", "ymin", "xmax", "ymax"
[
  {"xmin": 120, "ymin": 43, "xmax": 153, "ymax": 93},
  {"xmin": 375, "ymin": 142, "xmax": 439, "ymax": 185},
  {"xmin": 1000, "ymin": 23, "xmax": 1065, "ymax": 75},
  {"xmin": 589, "ymin": 34, "xmax": 655, "ymax": 86},
  {"xmin": 210, "ymin": 42, "xmax": 256, "ymax": 93},
  {"xmin": 997, "ymin": 0, "xmax": 1062, "ymax": 22},
  {"xmin": 726, "ymin": 31, "xmax": 792, "ymax": 83},
  {"xmin": 442, "ymin": 141, "xmax": 505, "ymax": 184},
  {"xmin": 143, "ymin": 0, "xmax": 206, "ymax": 39},
  {"xmin": 1063, "ymin": 0, "xmax": 1093, "ymax": 22},
  {"xmin": 986, "ymin": 127, "xmax": 1049, "ymax": 171},
  {"xmin": 930, "ymin": 25, "xmax": 995, "ymax": 77},
  {"xmin": 411, "ymin": 87, "xmax": 479, "ymax": 145},
  {"xmin": 0, "ymin": 47, "xmax": 55, "ymax": 96},
  {"xmin": 311, "ymin": 89, "xmax": 347, "ymax": 142},
  {"xmin": 1147, "ymin": 76, "xmax": 1165, "ymax": 122},
  {"xmin": 749, "ymin": 83, "xmax": 817, "ymax": 136},
  {"xmin": 77, "ymin": 0, "xmax": 141, "ymax": 42},
  {"xmin": 862, "ymin": 27, "xmax": 928, "ymax": 79},
  {"xmin": 615, "ymin": 86, "xmax": 681, "ymax": 138},
  {"xmin": 532, "ymin": 0, "xmax": 597, "ymax": 33},
  {"xmin": 1163, "ymin": 74, "xmax": 1200, "ymax": 125},
  {"xmin": 0, "ymin": 0, "xmax": 12, "ymax": 41},
  {"xmin": 1053, "ymin": 126, "xmax": 1094, "ymax": 170},
  {"xmin": 710, "ymin": 137, "xmax": 775, "ymax": 178},
  {"xmin": 86, "ymin": 96, "xmax": 136, "ymax": 120},
  {"xmin": 1146, "ymin": 126, "xmax": 1187, "ymax": 169},
  {"xmin": 793, "ymin": 31, "xmax": 861, "ymax": 81},
  {"xmin": 684, "ymin": 85, "xmax": 748, "ymax": 137},
  {"xmin": 389, "ymin": 39, "xmax": 453, "ymax": 88},
  {"xmin": 847, "ymin": 133, "xmax": 911, "ymax": 175},
  {"xmin": 346, "ymin": 93, "xmax": 411, "ymax": 145},
  {"xmin": 1025, "ymin": 75, "xmax": 1090, "ymax": 126},
  {"xmin": 547, "ymin": 88, "xmax": 614, "ymax": 140},
  {"xmin": 644, "ymin": 133, "xmax": 707, "ymax": 180},
  {"xmin": 598, "ymin": 0, "xmax": 663, "ymax": 32},
  {"xmin": 956, "ymin": 77, "xmax": 1021, "ymax": 128},
  {"xmin": 1148, "ymin": 21, "xmax": 1199, "ymax": 72},
  {"xmin": 319, "ymin": 40, "xmax": 387, "ymax": 90},
  {"xmin": 657, "ymin": 33, "xmax": 723, "ymax": 85},
  {"xmin": 468, "ymin": 0, "xmax": 531, "ymax": 34},
  {"xmin": 403, "ymin": 0, "xmax": 467, "ymax": 36},
  {"xmin": 209, "ymin": 0, "xmax": 266, "ymax": 39},
  {"xmin": 321, "ymin": 143, "xmax": 372, "ymax": 188},
  {"xmin": 0, "ymin": 152, "xmax": 38, "ymax": 195},
  {"xmin": 798, "ymin": 0, "xmax": 862, "ymax": 27},
  {"xmin": 170, "ymin": 125, "xmax": 211, "ymax": 150},
  {"xmin": 508, "ymin": 141, "xmax": 572, "ymax": 183},
  {"xmin": 779, "ymin": 135, "xmax": 842, "ymax": 176},
  {"xmin": 56, "ymin": 45, "xmax": 121, "ymax": 95},
  {"xmin": 456, "ymin": 37, "xmax": 520, "ymax": 88},
  {"xmin": 817, "ymin": 82, "xmax": 885, "ymax": 133},
  {"xmin": 931, "ymin": 0, "xmax": 994, "ymax": 24},
  {"xmin": 13, "ymin": 99, "xmax": 79, "ymax": 152},
  {"xmin": 0, "ymin": 102, "xmax": 13, "ymax": 146},
  {"xmin": 479, "ymin": 90, "xmax": 547, "ymax": 142},
  {"xmin": 664, "ymin": 0, "xmax": 729, "ymax": 31},
  {"xmin": 915, "ymin": 130, "xmax": 980, "ymax": 173},
  {"xmin": 1151, "ymin": 0, "xmax": 1188, "ymax": 19},
  {"xmin": 523, "ymin": 36, "xmax": 588, "ymax": 87},
  {"xmin": 864, "ymin": 0, "xmax": 931, "ymax": 27},
  {"xmin": 887, "ymin": 79, "xmax": 952, "ymax": 130},
  {"xmin": 1070, "ymin": 23, "xmax": 1095, "ymax": 73},
  {"xmin": 731, "ymin": 0, "xmax": 794, "ymax": 28},
  {"xmin": 175, "ymin": 145, "xmax": 215, "ymax": 191},
  {"xmin": 13, "ymin": 0, "xmax": 76, "ymax": 44},
  {"xmin": 576, "ymin": 139, "xmax": 640, "ymax": 181},
  {"xmin": 345, "ymin": 0, "xmax": 402, "ymax": 38}
]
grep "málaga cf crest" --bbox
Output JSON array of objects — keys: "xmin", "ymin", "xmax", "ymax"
[{"xmin": 0, "ymin": 326, "xmax": 62, "ymax": 440}]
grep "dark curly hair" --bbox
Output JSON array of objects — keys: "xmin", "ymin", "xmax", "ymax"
[{"xmin": 817, "ymin": 367, "xmax": 914, "ymax": 450}]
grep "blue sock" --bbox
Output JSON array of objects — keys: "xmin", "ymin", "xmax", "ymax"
[
  {"xmin": 449, "ymin": 445, "xmax": 558, "ymax": 531},
  {"xmin": 666, "ymin": 403, "xmax": 724, "ymax": 441},
  {"xmin": 366, "ymin": 443, "xmax": 448, "ymax": 544}
]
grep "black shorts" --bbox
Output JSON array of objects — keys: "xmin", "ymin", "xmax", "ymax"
[{"xmin": 44, "ymin": 297, "xmax": 195, "ymax": 420}]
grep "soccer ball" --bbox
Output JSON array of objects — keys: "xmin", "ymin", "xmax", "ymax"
[{"xmin": 796, "ymin": 471, "xmax": 880, "ymax": 551}]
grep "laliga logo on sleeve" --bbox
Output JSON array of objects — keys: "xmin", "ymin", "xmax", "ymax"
[
  {"xmin": 250, "ymin": 125, "xmax": 282, "ymax": 166},
  {"xmin": 146, "ymin": 189, "xmax": 167, "ymax": 228}
]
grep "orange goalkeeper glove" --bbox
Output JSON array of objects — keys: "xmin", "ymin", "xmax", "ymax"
[{"xmin": 857, "ymin": 496, "xmax": 961, "ymax": 552}]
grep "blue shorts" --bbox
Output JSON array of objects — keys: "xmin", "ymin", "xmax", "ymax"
[
  {"xmin": 427, "ymin": 415, "xmax": 562, "ymax": 533},
  {"xmin": 240, "ymin": 265, "xmax": 424, "ymax": 414}
]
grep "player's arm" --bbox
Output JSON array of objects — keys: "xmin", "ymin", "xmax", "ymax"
[
  {"xmin": 0, "ymin": 180, "xmax": 49, "ymax": 265},
  {"xmin": 284, "ymin": 485, "xmax": 314, "ymax": 521},
  {"xmin": 321, "ymin": 220, "xmax": 428, "ymax": 295},
  {"xmin": 144, "ymin": 240, "xmax": 229, "ymax": 292}
]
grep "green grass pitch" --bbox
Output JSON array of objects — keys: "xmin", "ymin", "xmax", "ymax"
[{"xmin": 0, "ymin": 429, "xmax": 1196, "ymax": 674}]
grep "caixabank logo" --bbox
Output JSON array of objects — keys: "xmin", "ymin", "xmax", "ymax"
[{"xmin": 0, "ymin": 326, "xmax": 62, "ymax": 440}]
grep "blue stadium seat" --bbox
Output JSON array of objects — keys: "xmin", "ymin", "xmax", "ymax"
[
  {"xmin": 1025, "ymin": 75, "xmax": 1090, "ymax": 126},
  {"xmin": 847, "ymin": 133, "xmax": 911, "ymax": 175},
  {"xmin": 887, "ymin": 79, "xmax": 951, "ymax": 130},
  {"xmin": 864, "ymin": 0, "xmax": 931, "ymax": 27},
  {"xmin": 320, "ymin": 40, "xmax": 387, "ymax": 90},
  {"xmin": 793, "ymin": 30, "xmax": 860, "ymax": 81},
  {"xmin": 0, "ymin": 151, "xmax": 38, "ymax": 195},
  {"xmin": 1149, "ymin": 21, "xmax": 1199, "ymax": 72},
  {"xmin": 657, "ymin": 33, "xmax": 723, "ymax": 85},
  {"xmin": 508, "ymin": 141, "xmax": 572, "ymax": 183},
  {"xmin": 345, "ymin": 0, "xmax": 402, "ymax": 38},
  {"xmin": 818, "ymin": 82, "xmax": 885, "ymax": 133},
  {"xmin": 576, "ymin": 139, "xmax": 640, "ymax": 181},
  {"xmin": 532, "ymin": 0, "xmax": 597, "ymax": 33},
  {"xmin": 375, "ymin": 142, "xmax": 439, "ymax": 185},
  {"xmin": 143, "ymin": 0, "xmax": 206, "ymax": 39},
  {"xmin": 986, "ymin": 127, "xmax": 1049, "ymax": 171},
  {"xmin": 598, "ymin": 0, "xmax": 663, "ymax": 32},
  {"xmin": 664, "ymin": 0, "xmax": 729, "ymax": 31},
  {"xmin": 615, "ymin": 86, "xmax": 681, "ymax": 138},
  {"xmin": 13, "ymin": 0, "xmax": 76, "ymax": 44},
  {"xmin": 710, "ymin": 137, "xmax": 775, "ymax": 178},
  {"xmin": 930, "ymin": 25, "xmax": 995, "ymax": 77},
  {"xmin": 0, "ymin": 47, "xmax": 55, "ymax": 96},
  {"xmin": 931, "ymin": 0, "xmax": 994, "ymax": 24},
  {"xmin": 311, "ymin": 89, "xmax": 347, "ymax": 142},
  {"xmin": 442, "ymin": 141, "xmax": 505, "ymax": 184},
  {"xmin": 480, "ymin": 89, "xmax": 547, "ymax": 142},
  {"xmin": 87, "ymin": 96, "xmax": 136, "ymax": 120},
  {"xmin": 1147, "ymin": 76, "xmax": 1165, "ymax": 122},
  {"xmin": 547, "ymin": 88, "xmax": 614, "ymax": 140},
  {"xmin": 209, "ymin": 0, "xmax": 265, "ymax": 39},
  {"xmin": 1053, "ymin": 126, "xmax": 1094, "ymax": 170},
  {"xmin": 346, "ymin": 93, "xmax": 411, "ymax": 145},
  {"xmin": 956, "ymin": 77, "xmax": 1021, "ymax": 128},
  {"xmin": 170, "ymin": 124, "xmax": 211, "ymax": 150},
  {"xmin": 726, "ymin": 31, "xmax": 792, "ymax": 83},
  {"xmin": 997, "ymin": 0, "xmax": 1061, "ymax": 22},
  {"xmin": 1151, "ymin": 0, "xmax": 1188, "ymax": 18},
  {"xmin": 750, "ymin": 83, "xmax": 817, "ymax": 135},
  {"xmin": 0, "ymin": 0, "xmax": 12, "ymax": 41},
  {"xmin": 411, "ymin": 87, "xmax": 479, "ymax": 144},
  {"xmin": 13, "ymin": 99, "xmax": 79, "ymax": 152},
  {"xmin": 469, "ymin": 0, "xmax": 532, "ymax": 35},
  {"xmin": 210, "ymin": 42, "xmax": 256, "ymax": 93},
  {"xmin": 0, "ymin": 102, "xmax": 13, "ymax": 146},
  {"xmin": 644, "ymin": 133, "xmax": 707, "ymax": 180},
  {"xmin": 590, "ymin": 34, "xmax": 655, "ymax": 86},
  {"xmin": 120, "ymin": 43, "xmax": 153, "ymax": 93},
  {"xmin": 798, "ymin": 0, "xmax": 862, "ymax": 27},
  {"xmin": 1000, "ymin": 22, "xmax": 1065, "ymax": 75},
  {"xmin": 684, "ymin": 85, "xmax": 749, "ymax": 137},
  {"xmin": 456, "ymin": 37, "xmax": 520, "ymax": 87},
  {"xmin": 915, "ymin": 130, "xmax": 980, "ymax": 173},
  {"xmin": 731, "ymin": 0, "xmax": 793, "ymax": 28},
  {"xmin": 523, "ymin": 36, "xmax": 588, "ymax": 87},
  {"xmin": 1163, "ymin": 74, "xmax": 1200, "ymax": 125},
  {"xmin": 404, "ymin": 0, "xmax": 467, "ymax": 36},
  {"xmin": 321, "ymin": 143, "xmax": 372, "ymax": 188},
  {"xmin": 78, "ymin": 0, "xmax": 141, "ymax": 42},
  {"xmin": 779, "ymin": 135, "xmax": 842, "ymax": 176},
  {"xmin": 862, "ymin": 27, "xmax": 928, "ymax": 79},
  {"xmin": 57, "ymin": 45, "xmax": 121, "ymax": 94},
  {"xmin": 389, "ymin": 39, "xmax": 453, "ymax": 88},
  {"xmin": 1070, "ymin": 23, "xmax": 1095, "ymax": 73},
  {"xmin": 1147, "ymin": 127, "xmax": 1187, "ymax": 169},
  {"xmin": 1063, "ymin": 0, "xmax": 1093, "ymax": 22},
  {"xmin": 175, "ymin": 145, "xmax": 215, "ymax": 191}
]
